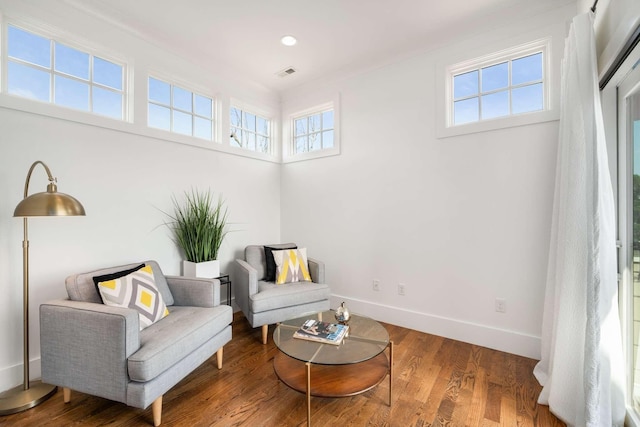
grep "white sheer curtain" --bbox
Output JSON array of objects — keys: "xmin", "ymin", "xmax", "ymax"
[{"xmin": 533, "ymin": 12, "xmax": 625, "ymax": 427}]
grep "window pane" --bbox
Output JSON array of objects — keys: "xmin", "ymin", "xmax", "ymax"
[
  {"xmin": 295, "ymin": 118, "xmax": 307, "ymax": 135},
  {"xmin": 246, "ymin": 132, "xmax": 256, "ymax": 150},
  {"xmin": 481, "ymin": 62, "xmax": 508, "ymax": 92},
  {"xmin": 54, "ymin": 75, "xmax": 89, "ymax": 111},
  {"xmin": 148, "ymin": 103, "xmax": 170, "ymax": 130},
  {"xmin": 94, "ymin": 57, "xmax": 122, "ymax": 90},
  {"xmin": 322, "ymin": 110, "xmax": 334, "ymax": 129},
  {"xmin": 243, "ymin": 112, "xmax": 256, "ymax": 131},
  {"xmin": 241, "ymin": 129, "xmax": 249, "ymax": 147},
  {"xmin": 258, "ymin": 135, "xmax": 269, "ymax": 153},
  {"xmin": 454, "ymin": 97, "xmax": 479, "ymax": 125},
  {"xmin": 195, "ymin": 95, "xmax": 212, "ymax": 118},
  {"xmin": 55, "ymin": 42, "xmax": 89, "ymax": 80},
  {"xmin": 296, "ymin": 136, "xmax": 307, "ymax": 153},
  {"xmin": 230, "ymin": 107, "xmax": 242, "ymax": 127},
  {"xmin": 8, "ymin": 62, "xmax": 50, "ymax": 101},
  {"xmin": 322, "ymin": 130, "xmax": 334, "ymax": 148},
  {"xmin": 230, "ymin": 128, "xmax": 242, "ymax": 147},
  {"xmin": 512, "ymin": 83, "xmax": 543, "ymax": 114},
  {"xmin": 309, "ymin": 114, "xmax": 321, "ymax": 132},
  {"xmin": 173, "ymin": 86, "xmax": 192, "ymax": 112},
  {"xmin": 93, "ymin": 87, "xmax": 122, "ymax": 119},
  {"xmin": 481, "ymin": 91, "xmax": 509, "ymax": 119},
  {"xmin": 453, "ymin": 70, "xmax": 478, "ymax": 99},
  {"xmin": 149, "ymin": 78, "xmax": 170, "ymax": 105},
  {"xmin": 309, "ymin": 132, "xmax": 321, "ymax": 151},
  {"xmin": 512, "ymin": 53, "xmax": 542, "ymax": 85},
  {"xmin": 8, "ymin": 26, "xmax": 50, "ymax": 68},
  {"xmin": 194, "ymin": 117, "xmax": 212, "ymax": 140},
  {"xmin": 173, "ymin": 110, "xmax": 192, "ymax": 135},
  {"xmin": 257, "ymin": 116, "xmax": 269, "ymax": 135}
]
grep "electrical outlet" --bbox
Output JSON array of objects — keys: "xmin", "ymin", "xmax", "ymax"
[
  {"xmin": 398, "ymin": 283, "xmax": 406, "ymax": 296},
  {"xmin": 495, "ymin": 298, "xmax": 506, "ymax": 313},
  {"xmin": 373, "ymin": 279, "xmax": 380, "ymax": 291}
]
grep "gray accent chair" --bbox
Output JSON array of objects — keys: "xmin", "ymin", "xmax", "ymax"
[
  {"xmin": 235, "ymin": 244, "xmax": 331, "ymax": 344},
  {"xmin": 40, "ymin": 260, "xmax": 232, "ymax": 426}
]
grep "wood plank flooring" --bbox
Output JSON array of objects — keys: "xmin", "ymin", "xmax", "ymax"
[{"xmin": 0, "ymin": 312, "xmax": 565, "ymax": 426}]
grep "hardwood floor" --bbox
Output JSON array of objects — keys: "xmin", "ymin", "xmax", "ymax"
[{"xmin": 0, "ymin": 312, "xmax": 564, "ymax": 426}]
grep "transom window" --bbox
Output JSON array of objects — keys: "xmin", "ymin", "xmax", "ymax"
[
  {"xmin": 451, "ymin": 41, "xmax": 547, "ymax": 126},
  {"xmin": 293, "ymin": 108, "xmax": 334, "ymax": 154},
  {"xmin": 230, "ymin": 106, "xmax": 271, "ymax": 153},
  {"xmin": 148, "ymin": 77, "xmax": 214, "ymax": 140},
  {"xmin": 6, "ymin": 25, "xmax": 125, "ymax": 120}
]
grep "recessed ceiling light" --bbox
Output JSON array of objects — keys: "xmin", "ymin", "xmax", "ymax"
[{"xmin": 281, "ymin": 35, "xmax": 297, "ymax": 46}]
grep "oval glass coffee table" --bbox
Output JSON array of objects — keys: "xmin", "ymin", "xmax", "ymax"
[{"xmin": 273, "ymin": 310, "xmax": 393, "ymax": 426}]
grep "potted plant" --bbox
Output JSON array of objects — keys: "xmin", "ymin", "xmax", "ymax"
[{"xmin": 166, "ymin": 189, "xmax": 228, "ymax": 278}]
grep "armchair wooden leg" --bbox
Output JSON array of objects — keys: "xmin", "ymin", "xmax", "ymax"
[
  {"xmin": 63, "ymin": 387, "xmax": 71, "ymax": 403},
  {"xmin": 152, "ymin": 395, "xmax": 162, "ymax": 427},
  {"xmin": 262, "ymin": 324, "xmax": 269, "ymax": 344},
  {"xmin": 217, "ymin": 347, "xmax": 224, "ymax": 369}
]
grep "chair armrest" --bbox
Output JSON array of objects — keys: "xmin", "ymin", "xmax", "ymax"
[
  {"xmin": 165, "ymin": 276, "xmax": 219, "ymax": 307},
  {"xmin": 308, "ymin": 258, "xmax": 325, "ymax": 284},
  {"xmin": 235, "ymin": 259, "xmax": 258, "ymax": 317},
  {"xmin": 39, "ymin": 299, "xmax": 140, "ymax": 404}
]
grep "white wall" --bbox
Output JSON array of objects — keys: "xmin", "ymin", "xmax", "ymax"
[
  {"xmin": 0, "ymin": 1, "xmax": 281, "ymax": 392},
  {"xmin": 280, "ymin": 4, "xmax": 576, "ymax": 359},
  {"xmin": 0, "ymin": 0, "xmax": 583, "ymax": 394}
]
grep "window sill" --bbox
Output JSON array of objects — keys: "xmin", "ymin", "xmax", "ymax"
[
  {"xmin": 436, "ymin": 108, "xmax": 559, "ymax": 139},
  {"xmin": 282, "ymin": 147, "xmax": 340, "ymax": 163},
  {"xmin": 0, "ymin": 93, "xmax": 280, "ymax": 163}
]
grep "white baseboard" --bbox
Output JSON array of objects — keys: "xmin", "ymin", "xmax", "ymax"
[
  {"xmin": 0, "ymin": 358, "xmax": 42, "ymax": 393},
  {"xmin": 330, "ymin": 295, "xmax": 541, "ymax": 360},
  {"xmin": 0, "ymin": 298, "xmax": 540, "ymax": 391}
]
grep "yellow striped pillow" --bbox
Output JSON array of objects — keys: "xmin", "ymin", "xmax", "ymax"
[{"xmin": 272, "ymin": 248, "xmax": 312, "ymax": 285}]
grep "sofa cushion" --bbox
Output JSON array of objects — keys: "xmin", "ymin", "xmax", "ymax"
[
  {"xmin": 92, "ymin": 263, "xmax": 145, "ymax": 303},
  {"xmin": 128, "ymin": 304, "xmax": 232, "ymax": 382},
  {"xmin": 264, "ymin": 244, "xmax": 297, "ymax": 282},
  {"xmin": 97, "ymin": 264, "xmax": 170, "ymax": 331},
  {"xmin": 66, "ymin": 260, "xmax": 174, "ymax": 306},
  {"xmin": 273, "ymin": 248, "xmax": 311, "ymax": 285},
  {"xmin": 245, "ymin": 243, "xmax": 296, "ymax": 281},
  {"xmin": 250, "ymin": 281, "xmax": 330, "ymax": 313}
]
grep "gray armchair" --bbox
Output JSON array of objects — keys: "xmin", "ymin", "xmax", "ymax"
[
  {"xmin": 235, "ymin": 243, "xmax": 331, "ymax": 344},
  {"xmin": 40, "ymin": 260, "xmax": 232, "ymax": 426}
]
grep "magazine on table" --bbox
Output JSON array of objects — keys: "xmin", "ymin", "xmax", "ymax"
[{"xmin": 293, "ymin": 319, "xmax": 349, "ymax": 345}]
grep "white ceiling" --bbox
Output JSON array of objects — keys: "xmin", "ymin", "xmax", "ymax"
[{"xmin": 64, "ymin": 0, "xmax": 573, "ymax": 93}]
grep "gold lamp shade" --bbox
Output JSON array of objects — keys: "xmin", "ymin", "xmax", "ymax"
[{"xmin": 14, "ymin": 182, "xmax": 85, "ymax": 217}]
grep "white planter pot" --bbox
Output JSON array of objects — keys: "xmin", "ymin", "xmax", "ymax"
[{"xmin": 182, "ymin": 260, "xmax": 220, "ymax": 278}]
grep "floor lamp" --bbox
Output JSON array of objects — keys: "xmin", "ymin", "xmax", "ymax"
[{"xmin": 0, "ymin": 160, "xmax": 85, "ymax": 415}]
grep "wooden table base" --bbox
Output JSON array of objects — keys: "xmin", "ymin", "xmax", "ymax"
[{"xmin": 273, "ymin": 342, "xmax": 393, "ymax": 426}]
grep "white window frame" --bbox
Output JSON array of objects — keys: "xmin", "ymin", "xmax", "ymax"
[
  {"xmin": 437, "ymin": 38, "xmax": 558, "ymax": 138},
  {"xmin": 0, "ymin": 15, "xmax": 281, "ymax": 163},
  {"xmin": 229, "ymin": 103, "xmax": 273, "ymax": 155},
  {"xmin": 2, "ymin": 22, "xmax": 128, "ymax": 122},
  {"xmin": 284, "ymin": 97, "xmax": 340, "ymax": 163},
  {"xmin": 292, "ymin": 106, "xmax": 334, "ymax": 153},
  {"xmin": 147, "ymin": 75, "xmax": 215, "ymax": 142}
]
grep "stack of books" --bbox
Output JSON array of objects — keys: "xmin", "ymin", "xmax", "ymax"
[{"xmin": 293, "ymin": 319, "xmax": 349, "ymax": 345}]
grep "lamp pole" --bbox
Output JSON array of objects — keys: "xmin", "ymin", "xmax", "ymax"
[{"xmin": 0, "ymin": 160, "xmax": 85, "ymax": 415}]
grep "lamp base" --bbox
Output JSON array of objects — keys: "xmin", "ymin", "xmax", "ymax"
[{"xmin": 0, "ymin": 380, "xmax": 57, "ymax": 415}]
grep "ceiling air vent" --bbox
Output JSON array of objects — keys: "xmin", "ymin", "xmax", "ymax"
[{"xmin": 276, "ymin": 67, "xmax": 297, "ymax": 78}]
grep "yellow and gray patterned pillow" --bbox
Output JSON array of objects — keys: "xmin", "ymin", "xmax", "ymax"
[
  {"xmin": 97, "ymin": 264, "xmax": 169, "ymax": 330},
  {"xmin": 273, "ymin": 248, "xmax": 312, "ymax": 285}
]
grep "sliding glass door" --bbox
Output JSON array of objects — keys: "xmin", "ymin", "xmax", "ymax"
[{"xmin": 618, "ymin": 57, "xmax": 640, "ymax": 419}]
